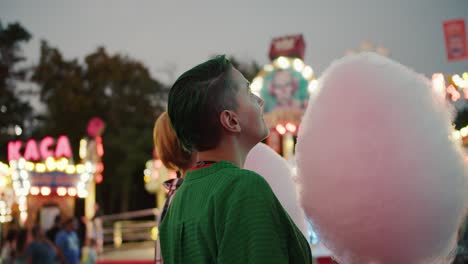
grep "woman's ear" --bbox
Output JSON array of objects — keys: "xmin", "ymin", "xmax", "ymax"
[{"xmin": 219, "ymin": 110, "xmax": 241, "ymax": 133}]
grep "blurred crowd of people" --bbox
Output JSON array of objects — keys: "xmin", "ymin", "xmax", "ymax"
[{"xmin": 0, "ymin": 216, "xmax": 98, "ymax": 264}]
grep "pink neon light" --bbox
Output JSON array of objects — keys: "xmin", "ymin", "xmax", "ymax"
[
  {"xmin": 447, "ymin": 84, "xmax": 461, "ymax": 102},
  {"xmin": 39, "ymin": 136, "xmax": 54, "ymax": 159},
  {"xmin": 285, "ymin": 123, "xmax": 297, "ymax": 133},
  {"xmin": 95, "ymin": 174, "xmax": 103, "ymax": 184},
  {"xmin": 7, "ymin": 141, "xmax": 22, "ymax": 161},
  {"xmin": 54, "ymin": 135, "xmax": 72, "ymax": 158},
  {"xmin": 276, "ymin": 124, "xmax": 287, "ymax": 135},
  {"xmin": 95, "ymin": 136, "xmax": 104, "ymax": 157},
  {"xmin": 23, "ymin": 139, "xmax": 40, "ymax": 161}
]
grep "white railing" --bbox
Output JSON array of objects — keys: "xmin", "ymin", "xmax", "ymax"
[{"xmin": 98, "ymin": 208, "xmax": 160, "ymax": 249}]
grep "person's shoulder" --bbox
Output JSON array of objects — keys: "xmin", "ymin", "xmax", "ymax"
[
  {"xmin": 55, "ymin": 230, "xmax": 66, "ymax": 239},
  {"xmin": 219, "ymin": 167, "xmax": 273, "ymax": 196}
]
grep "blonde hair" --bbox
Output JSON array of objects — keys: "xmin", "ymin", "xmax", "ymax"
[{"xmin": 153, "ymin": 112, "xmax": 193, "ymax": 172}]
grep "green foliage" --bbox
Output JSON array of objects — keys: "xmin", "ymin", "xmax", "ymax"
[
  {"xmin": 32, "ymin": 41, "xmax": 167, "ymax": 213},
  {"xmin": 454, "ymin": 107, "xmax": 468, "ymax": 130},
  {"xmin": 0, "ymin": 20, "xmax": 33, "ymax": 160}
]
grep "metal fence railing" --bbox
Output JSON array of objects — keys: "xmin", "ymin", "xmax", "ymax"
[{"xmin": 99, "ymin": 208, "xmax": 160, "ymax": 249}]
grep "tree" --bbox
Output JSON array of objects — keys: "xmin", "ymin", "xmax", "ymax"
[
  {"xmin": 0, "ymin": 21, "xmax": 33, "ymax": 160},
  {"xmin": 454, "ymin": 107, "xmax": 468, "ymax": 130},
  {"xmin": 32, "ymin": 41, "xmax": 167, "ymax": 213}
]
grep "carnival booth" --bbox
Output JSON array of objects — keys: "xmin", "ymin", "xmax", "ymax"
[{"xmin": 0, "ymin": 118, "xmax": 104, "ymax": 232}]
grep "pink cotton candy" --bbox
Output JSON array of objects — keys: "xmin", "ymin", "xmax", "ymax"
[{"xmin": 296, "ymin": 53, "xmax": 468, "ymax": 264}]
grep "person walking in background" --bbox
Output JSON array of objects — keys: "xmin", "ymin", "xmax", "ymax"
[
  {"xmin": 90, "ymin": 204, "xmax": 103, "ymax": 254},
  {"xmin": 25, "ymin": 226, "xmax": 56, "ymax": 264},
  {"xmin": 1, "ymin": 229, "xmax": 17, "ymax": 264},
  {"xmin": 13, "ymin": 229, "xmax": 28, "ymax": 264},
  {"xmin": 80, "ymin": 239, "xmax": 97, "ymax": 264},
  {"xmin": 55, "ymin": 218, "xmax": 80, "ymax": 264},
  {"xmin": 46, "ymin": 215, "xmax": 61, "ymax": 245}
]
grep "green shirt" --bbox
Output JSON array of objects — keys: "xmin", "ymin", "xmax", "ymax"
[{"xmin": 159, "ymin": 161, "xmax": 313, "ymax": 263}]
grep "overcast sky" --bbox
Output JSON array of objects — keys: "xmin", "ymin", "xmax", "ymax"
[{"xmin": 1, "ymin": 0, "xmax": 467, "ymax": 85}]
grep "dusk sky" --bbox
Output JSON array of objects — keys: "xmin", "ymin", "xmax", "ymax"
[{"xmin": 1, "ymin": 0, "xmax": 467, "ymax": 85}]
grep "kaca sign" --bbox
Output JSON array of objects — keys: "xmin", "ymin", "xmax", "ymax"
[{"xmin": 8, "ymin": 135, "xmax": 72, "ymax": 162}]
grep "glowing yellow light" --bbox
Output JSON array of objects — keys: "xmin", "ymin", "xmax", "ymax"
[
  {"xmin": 250, "ymin": 77, "xmax": 263, "ymax": 93},
  {"xmin": 56, "ymin": 187, "xmax": 67, "ymax": 196},
  {"xmin": 9, "ymin": 160, "xmax": 17, "ymax": 170},
  {"xmin": 293, "ymin": 58, "xmax": 304, "ymax": 72},
  {"xmin": 285, "ymin": 123, "xmax": 297, "ymax": 133},
  {"xmin": 30, "ymin": 186, "xmax": 40, "ymax": 195},
  {"xmin": 25, "ymin": 162, "xmax": 34, "ymax": 171},
  {"xmin": 77, "ymin": 189, "xmax": 88, "ymax": 198},
  {"xmin": 56, "ymin": 158, "xmax": 68, "ymax": 171},
  {"xmin": 20, "ymin": 170, "xmax": 28, "ymax": 180},
  {"xmin": 40, "ymin": 187, "xmax": 51, "ymax": 196},
  {"xmin": 20, "ymin": 212, "xmax": 27, "ymax": 223},
  {"xmin": 151, "ymin": 226, "xmax": 159, "ymax": 241},
  {"xmin": 67, "ymin": 188, "xmax": 77, "ymax": 196},
  {"xmin": 144, "ymin": 175, "xmax": 150, "ymax": 183},
  {"xmin": 302, "ymin": 66, "xmax": 314, "ymax": 79},
  {"xmin": 76, "ymin": 164, "xmax": 85, "ymax": 174},
  {"xmin": 80, "ymin": 173, "xmax": 90, "ymax": 182},
  {"xmin": 45, "ymin": 157, "xmax": 56, "ymax": 171},
  {"xmin": 79, "ymin": 139, "xmax": 87, "ymax": 159},
  {"xmin": 0, "ymin": 162, "xmax": 10, "ymax": 175},
  {"xmin": 18, "ymin": 196, "xmax": 26, "ymax": 204},
  {"xmin": 0, "ymin": 177, "xmax": 7, "ymax": 188},
  {"xmin": 461, "ymin": 127, "xmax": 468, "ymax": 137},
  {"xmin": 263, "ymin": 64, "xmax": 274, "ymax": 72},
  {"xmin": 308, "ymin": 80, "xmax": 319, "ymax": 94},
  {"xmin": 65, "ymin": 165, "xmax": 76, "ymax": 174},
  {"xmin": 452, "ymin": 130, "xmax": 461, "ymax": 140},
  {"xmin": 35, "ymin": 163, "xmax": 46, "ymax": 173},
  {"xmin": 19, "ymin": 203, "xmax": 27, "ymax": 211},
  {"xmin": 17, "ymin": 158, "xmax": 26, "ymax": 169},
  {"xmin": 275, "ymin": 124, "xmax": 287, "ymax": 135},
  {"xmin": 12, "ymin": 182, "xmax": 20, "ymax": 190},
  {"xmin": 275, "ymin": 56, "xmax": 290, "ymax": 69},
  {"xmin": 452, "ymin": 74, "xmax": 468, "ymax": 89}
]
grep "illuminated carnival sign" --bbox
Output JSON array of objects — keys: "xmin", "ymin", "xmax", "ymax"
[
  {"xmin": 269, "ymin": 34, "xmax": 305, "ymax": 60},
  {"xmin": 8, "ymin": 136, "xmax": 72, "ymax": 162},
  {"xmin": 250, "ymin": 56, "xmax": 317, "ymax": 114}
]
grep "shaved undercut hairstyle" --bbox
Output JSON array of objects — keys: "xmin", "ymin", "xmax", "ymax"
[{"xmin": 167, "ymin": 55, "xmax": 239, "ymax": 152}]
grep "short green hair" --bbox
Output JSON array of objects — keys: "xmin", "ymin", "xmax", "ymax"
[{"xmin": 167, "ymin": 55, "xmax": 238, "ymax": 152}]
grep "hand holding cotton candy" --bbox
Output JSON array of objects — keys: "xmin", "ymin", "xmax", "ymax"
[
  {"xmin": 296, "ymin": 53, "xmax": 468, "ymax": 264},
  {"xmin": 245, "ymin": 143, "xmax": 308, "ymax": 237}
]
